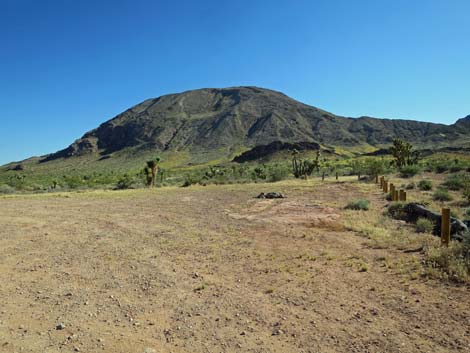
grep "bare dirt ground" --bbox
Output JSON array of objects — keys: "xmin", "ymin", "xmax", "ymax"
[{"xmin": 0, "ymin": 180, "xmax": 469, "ymax": 353}]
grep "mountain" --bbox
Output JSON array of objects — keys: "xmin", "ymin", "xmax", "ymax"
[{"xmin": 37, "ymin": 86, "xmax": 468, "ymax": 167}]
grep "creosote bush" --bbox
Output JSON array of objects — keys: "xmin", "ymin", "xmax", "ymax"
[
  {"xmin": 345, "ymin": 199, "xmax": 369, "ymax": 211},
  {"xmin": 415, "ymin": 218, "xmax": 434, "ymax": 233},
  {"xmin": 417, "ymin": 180, "xmax": 433, "ymax": 191}
]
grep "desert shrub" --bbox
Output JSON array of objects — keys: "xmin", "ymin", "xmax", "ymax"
[
  {"xmin": 399, "ymin": 165, "xmax": 420, "ymax": 178},
  {"xmin": 251, "ymin": 166, "xmax": 267, "ymax": 180},
  {"xmin": 432, "ymin": 160, "xmax": 452, "ymax": 174},
  {"xmin": 463, "ymin": 183, "xmax": 470, "ymax": 205},
  {"xmin": 415, "ymin": 218, "xmax": 434, "ymax": 233},
  {"xmin": 345, "ymin": 199, "xmax": 369, "ymax": 211},
  {"xmin": 405, "ymin": 182, "xmax": 415, "ymax": 190},
  {"xmin": 386, "ymin": 202, "xmax": 407, "ymax": 220},
  {"xmin": 417, "ymin": 180, "xmax": 433, "ymax": 191},
  {"xmin": 115, "ymin": 174, "xmax": 134, "ymax": 190},
  {"xmin": 362, "ymin": 158, "xmax": 390, "ymax": 177},
  {"xmin": 450, "ymin": 164, "xmax": 465, "ymax": 173},
  {"xmin": 266, "ymin": 164, "xmax": 290, "ymax": 182},
  {"xmin": 182, "ymin": 174, "xmax": 201, "ymax": 187},
  {"xmin": 433, "ymin": 188, "xmax": 453, "ymax": 202},
  {"xmin": 465, "ymin": 208, "xmax": 470, "ymax": 218},
  {"xmin": 424, "ymin": 238, "xmax": 470, "ymax": 282},
  {"xmin": 443, "ymin": 173, "xmax": 468, "ymax": 191},
  {"xmin": 0, "ymin": 184, "xmax": 15, "ymax": 194}
]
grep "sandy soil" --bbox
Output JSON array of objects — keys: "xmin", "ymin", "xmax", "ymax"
[{"xmin": 0, "ymin": 181, "xmax": 469, "ymax": 353}]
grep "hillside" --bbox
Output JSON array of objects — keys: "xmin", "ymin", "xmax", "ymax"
[
  {"xmin": 3, "ymin": 87, "xmax": 470, "ymax": 174},
  {"xmin": 38, "ymin": 87, "xmax": 469, "ymax": 163}
]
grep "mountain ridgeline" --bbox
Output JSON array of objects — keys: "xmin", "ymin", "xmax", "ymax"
[{"xmin": 42, "ymin": 86, "xmax": 469, "ymax": 164}]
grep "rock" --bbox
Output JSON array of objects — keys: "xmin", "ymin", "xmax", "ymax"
[
  {"xmin": 143, "ymin": 348, "xmax": 157, "ymax": 353},
  {"xmin": 56, "ymin": 323, "xmax": 65, "ymax": 330},
  {"xmin": 391, "ymin": 203, "xmax": 469, "ymax": 240},
  {"xmin": 256, "ymin": 192, "xmax": 285, "ymax": 199}
]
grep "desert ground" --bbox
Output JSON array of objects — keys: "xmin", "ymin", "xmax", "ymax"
[{"xmin": 0, "ymin": 179, "xmax": 469, "ymax": 353}]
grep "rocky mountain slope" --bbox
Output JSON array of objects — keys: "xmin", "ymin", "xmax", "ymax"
[{"xmin": 24, "ymin": 86, "xmax": 470, "ymax": 164}]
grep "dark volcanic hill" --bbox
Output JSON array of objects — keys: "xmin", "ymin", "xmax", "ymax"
[{"xmin": 42, "ymin": 86, "xmax": 468, "ymax": 163}]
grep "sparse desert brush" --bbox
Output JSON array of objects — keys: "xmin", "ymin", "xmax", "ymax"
[
  {"xmin": 0, "ymin": 184, "xmax": 15, "ymax": 194},
  {"xmin": 443, "ymin": 173, "xmax": 468, "ymax": 191},
  {"xmin": 433, "ymin": 188, "xmax": 453, "ymax": 202},
  {"xmin": 415, "ymin": 218, "xmax": 434, "ymax": 233},
  {"xmin": 345, "ymin": 199, "xmax": 369, "ymax": 211},
  {"xmin": 399, "ymin": 165, "xmax": 421, "ymax": 178},
  {"xmin": 386, "ymin": 202, "xmax": 407, "ymax": 220},
  {"xmin": 424, "ymin": 238, "xmax": 470, "ymax": 282},
  {"xmin": 417, "ymin": 180, "xmax": 433, "ymax": 191}
]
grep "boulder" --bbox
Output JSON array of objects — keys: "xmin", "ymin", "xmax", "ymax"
[{"xmin": 399, "ymin": 203, "xmax": 468, "ymax": 241}]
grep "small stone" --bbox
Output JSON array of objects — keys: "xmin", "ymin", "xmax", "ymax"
[
  {"xmin": 56, "ymin": 323, "xmax": 65, "ymax": 330},
  {"xmin": 73, "ymin": 347, "xmax": 80, "ymax": 352},
  {"xmin": 143, "ymin": 348, "xmax": 156, "ymax": 353}
]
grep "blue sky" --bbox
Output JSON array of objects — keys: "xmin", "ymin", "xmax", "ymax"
[{"xmin": 1, "ymin": 0, "xmax": 469, "ymax": 164}]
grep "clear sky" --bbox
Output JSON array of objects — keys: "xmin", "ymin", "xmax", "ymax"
[{"xmin": 1, "ymin": 0, "xmax": 469, "ymax": 165}]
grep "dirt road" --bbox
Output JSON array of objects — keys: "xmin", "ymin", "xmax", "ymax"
[{"xmin": 0, "ymin": 181, "xmax": 468, "ymax": 352}]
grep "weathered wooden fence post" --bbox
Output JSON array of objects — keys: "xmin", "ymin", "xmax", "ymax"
[
  {"xmin": 393, "ymin": 190, "xmax": 399, "ymax": 202},
  {"xmin": 336, "ymin": 172, "xmax": 338, "ymax": 181},
  {"xmin": 441, "ymin": 208, "xmax": 451, "ymax": 246},
  {"xmin": 322, "ymin": 172, "xmax": 325, "ymax": 181},
  {"xmin": 399, "ymin": 190, "xmax": 406, "ymax": 201},
  {"xmin": 384, "ymin": 182, "xmax": 388, "ymax": 193},
  {"xmin": 390, "ymin": 184, "xmax": 395, "ymax": 199},
  {"xmin": 375, "ymin": 175, "xmax": 379, "ymax": 184}
]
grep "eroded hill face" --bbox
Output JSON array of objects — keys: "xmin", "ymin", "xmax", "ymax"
[{"xmin": 37, "ymin": 86, "xmax": 469, "ymax": 164}]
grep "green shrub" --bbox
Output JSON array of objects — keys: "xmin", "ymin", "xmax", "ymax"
[
  {"xmin": 345, "ymin": 199, "xmax": 369, "ymax": 211},
  {"xmin": 443, "ymin": 174, "xmax": 467, "ymax": 191},
  {"xmin": 433, "ymin": 188, "xmax": 453, "ymax": 202},
  {"xmin": 267, "ymin": 164, "xmax": 289, "ymax": 182},
  {"xmin": 115, "ymin": 174, "xmax": 134, "ymax": 190},
  {"xmin": 387, "ymin": 202, "xmax": 407, "ymax": 220},
  {"xmin": 399, "ymin": 165, "xmax": 420, "ymax": 178},
  {"xmin": 0, "ymin": 184, "xmax": 15, "ymax": 194},
  {"xmin": 415, "ymin": 218, "xmax": 434, "ymax": 233},
  {"xmin": 433, "ymin": 161, "xmax": 452, "ymax": 174},
  {"xmin": 405, "ymin": 182, "xmax": 415, "ymax": 190},
  {"xmin": 417, "ymin": 180, "xmax": 433, "ymax": 191},
  {"xmin": 463, "ymin": 183, "xmax": 470, "ymax": 205},
  {"xmin": 424, "ymin": 238, "xmax": 470, "ymax": 282}
]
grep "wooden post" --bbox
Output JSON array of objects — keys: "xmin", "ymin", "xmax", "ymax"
[
  {"xmin": 322, "ymin": 172, "xmax": 325, "ymax": 181},
  {"xmin": 380, "ymin": 176, "xmax": 384, "ymax": 188},
  {"xmin": 393, "ymin": 190, "xmax": 399, "ymax": 202},
  {"xmin": 336, "ymin": 172, "xmax": 338, "ymax": 181},
  {"xmin": 384, "ymin": 182, "xmax": 388, "ymax": 193},
  {"xmin": 399, "ymin": 190, "xmax": 406, "ymax": 201},
  {"xmin": 441, "ymin": 208, "xmax": 451, "ymax": 246},
  {"xmin": 375, "ymin": 175, "xmax": 379, "ymax": 184},
  {"xmin": 390, "ymin": 183, "xmax": 395, "ymax": 195}
]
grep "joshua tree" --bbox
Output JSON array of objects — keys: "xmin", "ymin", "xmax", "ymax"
[
  {"xmin": 292, "ymin": 149, "xmax": 322, "ymax": 179},
  {"xmin": 144, "ymin": 157, "xmax": 160, "ymax": 187},
  {"xmin": 390, "ymin": 138, "xmax": 420, "ymax": 168}
]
